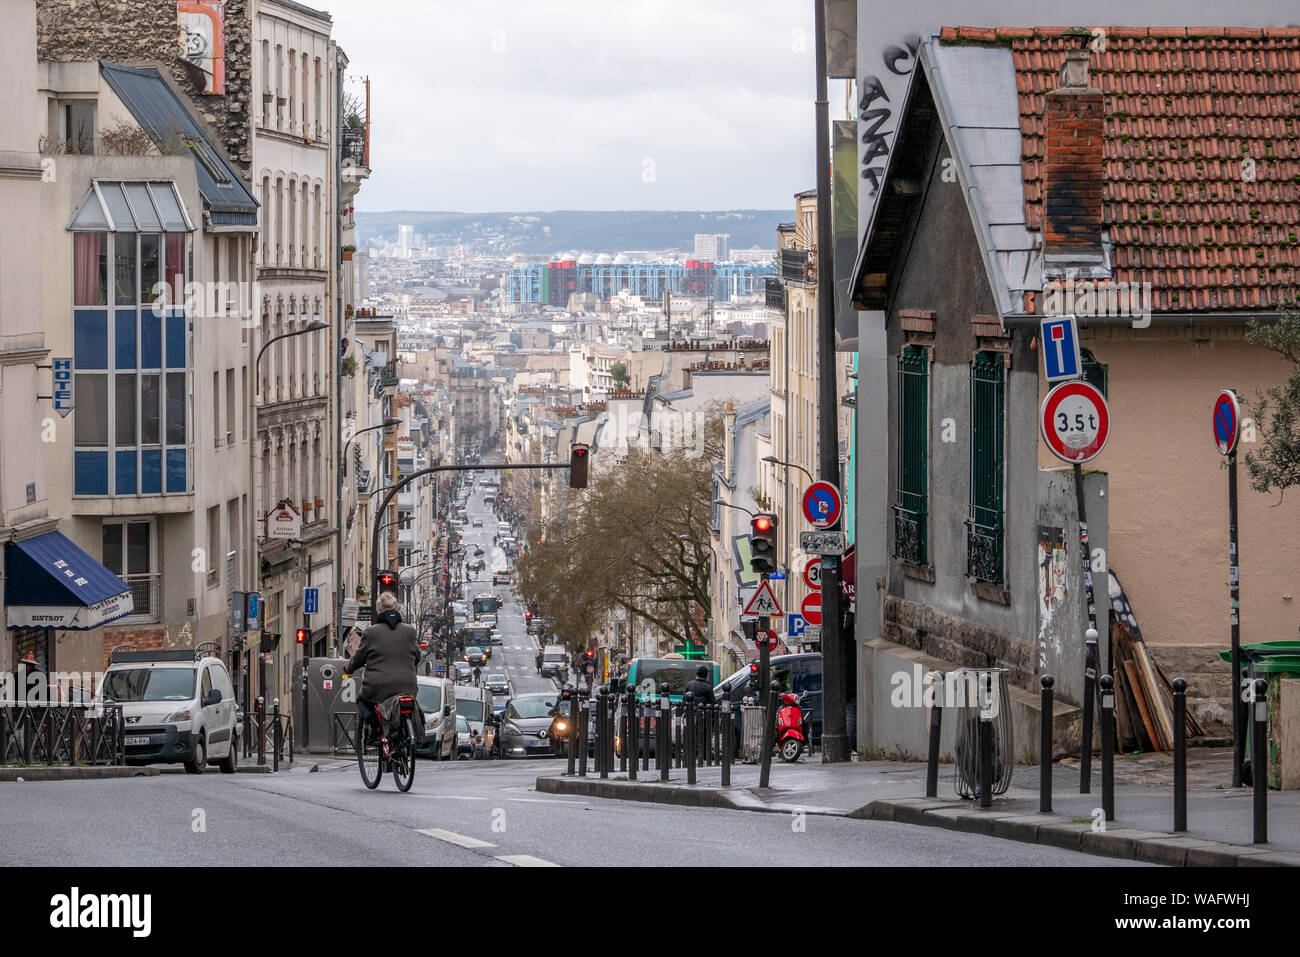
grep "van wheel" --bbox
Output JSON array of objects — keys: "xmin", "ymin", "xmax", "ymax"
[
  {"xmin": 185, "ymin": 735, "xmax": 207, "ymax": 774},
  {"xmin": 218, "ymin": 737, "xmax": 238, "ymax": 773}
]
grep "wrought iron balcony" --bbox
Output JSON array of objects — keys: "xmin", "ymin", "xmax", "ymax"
[
  {"xmin": 965, "ymin": 516, "xmax": 1003, "ymax": 583},
  {"xmin": 779, "ymin": 248, "xmax": 813, "ymax": 285},
  {"xmin": 892, "ymin": 505, "xmax": 925, "ymax": 566}
]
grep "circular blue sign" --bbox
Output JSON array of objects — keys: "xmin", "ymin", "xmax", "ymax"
[
  {"xmin": 1212, "ymin": 390, "xmax": 1240, "ymax": 456},
  {"xmin": 802, "ymin": 481, "xmax": 842, "ymax": 529}
]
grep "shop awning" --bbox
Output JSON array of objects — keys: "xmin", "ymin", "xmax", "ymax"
[{"xmin": 5, "ymin": 532, "xmax": 134, "ymax": 630}]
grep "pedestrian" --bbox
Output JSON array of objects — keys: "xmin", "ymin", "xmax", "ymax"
[
  {"xmin": 535, "ymin": 651, "xmax": 543, "ymax": 674},
  {"xmin": 685, "ymin": 665, "xmax": 715, "ymax": 705}
]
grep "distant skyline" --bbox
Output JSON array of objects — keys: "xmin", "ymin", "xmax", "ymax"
[{"xmin": 325, "ymin": 0, "xmax": 820, "ymax": 213}]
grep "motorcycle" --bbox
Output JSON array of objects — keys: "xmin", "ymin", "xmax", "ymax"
[{"xmin": 775, "ymin": 690, "xmax": 811, "ymax": 762}]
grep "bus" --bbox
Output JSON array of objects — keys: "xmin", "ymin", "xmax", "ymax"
[
  {"xmin": 627, "ymin": 657, "xmax": 720, "ymax": 704},
  {"xmin": 462, "ymin": 623, "xmax": 492, "ymax": 649},
  {"xmin": 472, "ymin": 594, "xmax": 501, "ymax": 619}
]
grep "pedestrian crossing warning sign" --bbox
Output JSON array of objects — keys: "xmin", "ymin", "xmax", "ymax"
[{"xmin": 742, "ymin": 580, "xmax": 782, "ymax": 617}]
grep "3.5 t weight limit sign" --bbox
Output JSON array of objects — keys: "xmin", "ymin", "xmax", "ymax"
[{"xmin": 1041, "ymin": 381, "xmax": 1110, "ymax": 464}]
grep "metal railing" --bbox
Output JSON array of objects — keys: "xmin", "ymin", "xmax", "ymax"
[
  {"xmin": 242, "ymin": 698, "xmax": 294, "ymax": 769},
  {"xmin": 120, "ymin": 572, "xmax": 161, "ymax": 621},
  {"xmin": 0, "ymin": 704, "xmax": 125, "ymax": 767}
]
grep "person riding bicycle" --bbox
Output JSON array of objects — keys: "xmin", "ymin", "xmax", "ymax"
[{"xmin": 347, "ymin": 592, "xmax": 420, "ymax": 744}]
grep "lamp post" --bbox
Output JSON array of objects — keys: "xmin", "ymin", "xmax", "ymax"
[{"xmin": 761, "ymin": 454, "xmax": 812, "ymax": 623}]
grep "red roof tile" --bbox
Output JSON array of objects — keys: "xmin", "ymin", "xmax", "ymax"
[{"xmin": 944, "ymin": 27, "xmax": 1300, "ymax": 312}]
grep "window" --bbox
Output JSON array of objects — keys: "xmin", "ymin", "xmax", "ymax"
[
  {"xmin": 225, "ymin": 368, "xmax": 235, "ymax": 444},
  {"xmin": 894, "ymin": 346, "xmax": 928, "ymax": 565},
  {"xmin": 63, "ymin": 100, "xmax": 96, "ymax": 154},
  {"xmin": 102, "ymin": 520, "xmax": 156, "ymax": 619},
  {"xmin": 967, "ymin": 351, "xmax": 1005, "ymax": 584},
  {"xmin": 207, "ymin": 506, "xmax": 220, "ymax": 586},
  {"xmin": 213, "ymin": 371, "xmax": 221, "ymax": 446}
]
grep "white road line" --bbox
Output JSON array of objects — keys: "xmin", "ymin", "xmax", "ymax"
[
  {"xmin": 413, "ymin": 794, "xmax": 489, "ymax": 801},
  {"xmin": 416, "ymin": 828, "xmax": 497, "ymax": 849},
  {"xmin": 495, "ymin": 854, "xmax": 560, "ymax": 867},
  {"xmin": 507, "ymin": 797, "xmax": 590, "ymax": 805}
]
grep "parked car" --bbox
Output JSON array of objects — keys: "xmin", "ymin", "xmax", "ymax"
[
  {"xmin": 716, "ymin": 653, "xmax": 823, "ymax": 749},
  {"xmin": 493, "ymin": 570, "xmax": 511, "ymax": 585},
  {"xmin": 527, "ymin": 619, "xmax": 545, "ymax": 636},
  {"xmin": 454, "ymin": 683, "xmax": 494, "ymax": 759},
  {"xmin": 540, "ymin": 644, "xmax": 567, "ymax": 679},
  {"xmin": 454, "ymin": 714, "xmax": 477, "ymax": 759},
  {"xmin": 415, "ymin": 675, "xmax": 456, "ymax": 760},
  {"xmin": 452, "ymin": 661, "xmax": 473, "ymax": 684},
  {"xmin": 489, "ymin": 630, "xmax": 503, "ymax": 646},
  {"xmin": 485, "ymin": 673, "xmax": 510, "ymax": 695},
  {"xmin": 500, "ymin": 692, "xmax": 562, "ymax": 758},
  {"xmin": 99, "ymin": 649, "xmax": 240, "ymax": 773}
]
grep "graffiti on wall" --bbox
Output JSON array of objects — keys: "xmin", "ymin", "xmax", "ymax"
[{"xmin": 178, "ymin": 1, "xmax": 226, "ymax": 95}]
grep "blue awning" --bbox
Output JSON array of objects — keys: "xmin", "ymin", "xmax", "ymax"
[{"xmin": 5, "ymin": 531, "xmax": 134, "ymax": 630}]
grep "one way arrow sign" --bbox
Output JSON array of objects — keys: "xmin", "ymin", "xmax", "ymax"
[{"xmin": 742, "ymin": 580, "xmax": 782, "ymax": 617}]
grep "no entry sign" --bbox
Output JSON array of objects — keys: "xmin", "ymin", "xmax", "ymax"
[
  {"xmin": 801, "ymin": 591, "xmax": 822, "ymax": 627},
  {"xmin": 1040, "ymin": 381, "xmax": 1110, "ymax": 464},
  {"xmin": 1212, "ymin": 389, "xmax": 1240, "ymax": 456},
  {"xmin": 802, "ymin": 481, "xmax": 842, "ymax": 529}
]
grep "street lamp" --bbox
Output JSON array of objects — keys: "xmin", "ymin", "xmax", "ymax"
[
  {"xmin": 712, "ymin": 498, "xmax": 755, "ymax": 518},
  {"xmin": 255, "ymin": 320, "xmax": 328, "ymax": 393},
  {"xmin": 340, "ymin": 416, "xmax": 401, "ymax": 480},
  {"xmin": 761, "ymin": 455, "xmax": 814, "ymax": 484}
]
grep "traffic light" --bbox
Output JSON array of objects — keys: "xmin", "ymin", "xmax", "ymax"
[
  {"xmin": 569, "ymin": 443, "xmax": 590, "ymax": 489},
  {"xmin": 295, "ymin": 628, "xmax": 307, "ymax": 645},
  {"xmin": 377, "ymin": 570, "xmax": 398, "ymax": 597},
  {"xmin": 750, "ymin": 513, "xmax": 778, "ymax": 574}
]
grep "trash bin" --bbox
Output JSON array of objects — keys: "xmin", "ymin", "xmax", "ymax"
[
  {"xmin": 740, "ymin": 700, "xmax": 766, "ymax": 764},
  {"xmin": 1219, "ymin": 642, "xmax": 1300, "ymax": 790},
  {"xmin": 951, "ymin": 667, "xmax": 1015, "ymax": 799}
]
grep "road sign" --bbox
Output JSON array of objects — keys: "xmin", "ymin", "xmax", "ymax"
[
  {"xmin": 802, "ymin": 481, "xmax": 843, "ymax": 529},
  {"xmin": 742, "ymin": 580, "xmax": 782, "ymax": 617},
  {"xmin": 801, "ymin": 592, "xmax": 822, "ymax": 627},
  {"xmin": 304, "ymin": 587, "xmax": 318, "ymax": 615},
  {"xmin": 1213, "ymin": 389, "xmax": 1241, "ymax": 456},
  {"xmin": 803, "ymin": 558, "xmax": 822, "ymax": 590},
  {"xmin": 802, "ymin": 624, "xmax": 822, "ymax": 644},
  {"xmin": 758, "ymin": 630, "xmax": 778, "ymax": 651},
  {"xmin": 1040, "ymin": 380, "xmax": 1110, "ymax": 464},
  {"xmin": 800, "ymin": 530, "xmax": 846, "ymax": 555},
  {"xmin": 1040, "ymin": 316, "xmax": 1082, "ymax": 382},
  {"xmin": 52, "ymin": 357, "xmax": 75, "ymax": 417},
  {"xmin": 788, "ymin": 613, "xmax": 806, "ymax": 638},
  {"xmin": 768, "ymin": 570, "xmax": 787, "ymax": 581}
]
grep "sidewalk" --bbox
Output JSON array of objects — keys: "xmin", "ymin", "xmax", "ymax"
[
  {"xmin": 0, "ymin": 766, "xmax": 159, "ymax": 782},
  {"xmin": 536, "ymin": 748, "xmax": 1300, "ymax": 866}
]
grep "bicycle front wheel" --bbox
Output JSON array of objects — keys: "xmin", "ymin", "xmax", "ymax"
[
  {"xmin": 392, "ymin": 718, "xmax": 416, "ymax": 792},
  {"xmin": 357, "ymin": 720, "xmax": 383, "ymax": 790}
]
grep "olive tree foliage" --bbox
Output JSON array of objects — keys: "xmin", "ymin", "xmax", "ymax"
[
  {"xmin": 1244, "ymin": 310, "xmax": 1300, "ymax": 502},
  {"xmin": 515, "ymin": 408, "xmax": 724, "ymax": 650}
]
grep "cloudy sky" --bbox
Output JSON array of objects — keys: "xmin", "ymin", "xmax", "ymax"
[{"xmin": 324, "ymin": 0, "xmax": 818, "ymax": 212}]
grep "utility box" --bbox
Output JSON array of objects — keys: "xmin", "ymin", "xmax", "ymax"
[{"xmin": 293, "ymin": 658, "xmax": 358, "ymax": 753}]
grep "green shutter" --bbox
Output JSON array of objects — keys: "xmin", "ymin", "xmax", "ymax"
[
  {"xmin": 968, "ymin": 351, "xmax": 1004, "ymax": 583},
  {"xmin": 894, "ymin": 346, "xmax": 928, "ymax": 564}
]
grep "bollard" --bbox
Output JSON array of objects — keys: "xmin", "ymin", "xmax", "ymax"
[
  {"xmin": 597, "ymin": 688, "xmax": 608, "ymax": 779},
  {"xmin": 272, "ymin": 699, "xmax": 282, "ymax": 773},
  {"xmin": 626, "ymin": 688, "xmax": 637, "ymax": 781},
  {"xmin": 1099, "ymin": 674, "xmax": 1115, "ymax": 822},
  {"xmin": 1080, "ymin": 637, "xmax": 1098, "ymax": 793},
  {"xmin": 674, "ymin": 703, "xmax": 683, "ymax": 769},
  {"xmin": 926, "ymin": 670, "xmax": 943, "ymax": 799},
  {"xmin": 721, "ymin": 683, "xmax": 732, "ymax": 788},
  {"xmin": 243, "ymin": 705, "xmax": 252, "ymax": 759},
  {"xmin": 1252, "ymin": 678, "xmax": 1268, "ymax": 844},
  {"xmin": 577, "ymin": 697, "xmax": 589, "ymax": 777},
  {"xmin": 685, "ymin": 692, "xmax": 697, "ymax": 784},
  {"xmin": 566, "ymin": 692, "xmax": 578, "ymax": 776},
  {"xmin": 978, "ymin": 674, "xmax": 993, "ymax": 809},
  {"xmin": 660, "ymin": 689, "xmax": 671, "ymax": 782},
  {"xmin": 642, "ymin": 700, "xmax": 651, "ymax": 772},
  {"xmin": 1173, "ymin": 677, "xmax": 1187, "ymax": 832},
  {"xmin": 256, "ymin": 696, "xmax": 266, "ymax": 766},
  {"xmin": 1040, "ymin": 674, "xmax": 1054, "ymax": 813},
  {"xmin": 759, "ymin": 680, "xmax": 779, "ymax": 788},
  {"xmin": 608, "ymin": 689, "xmax": 618, "ymax": 773},
  {"xmin": 711, "ymin": 704, "xmax": 720, "ymax": 766}
]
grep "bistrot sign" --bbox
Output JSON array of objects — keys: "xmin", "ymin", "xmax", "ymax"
[{"xmin": 1040, "ymin": 380, "xmax": 1110, "ymax": 464}]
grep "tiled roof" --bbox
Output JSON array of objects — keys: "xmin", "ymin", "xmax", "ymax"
[{"xmin": 941, "ymin": 26, "xmax": 1300, "ymax": 312}]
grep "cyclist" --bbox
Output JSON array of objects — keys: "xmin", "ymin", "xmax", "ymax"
[{"xmin": 347, "ymin": 591, "xmax": 420, "ymax": 744}]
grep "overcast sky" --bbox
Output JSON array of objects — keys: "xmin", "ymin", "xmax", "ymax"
[{"xmin": 325, "ymin": 0, "xmax": 817, "ymax": 212}]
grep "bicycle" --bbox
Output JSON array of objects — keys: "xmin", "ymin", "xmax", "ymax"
[{"xmin": 355, "ymin": 693, "xmax": 417, "ymax": 792}]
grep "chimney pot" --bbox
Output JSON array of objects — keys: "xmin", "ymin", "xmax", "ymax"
[{"xmin": 1060, "ymin": 48, "xmax": 1091, "ymax": 89}]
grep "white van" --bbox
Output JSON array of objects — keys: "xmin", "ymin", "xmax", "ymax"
[
  {"xmin": 540, "ymin": 644, "xmax": 567, "ymax": 680},
  {"xmin": 453, "ymin": 683, "xmax": 494, "ymax": 758},
  {"xmin": 415, "ymin": 675, "xmax": 457, "ymax": 761},
  {"xmin": 497, "ymin": 522, "xmax": 510, "ymax": 535},
  {"xmin": 99, "ymin": 649, "xmax": 241, "ymax": 773}
]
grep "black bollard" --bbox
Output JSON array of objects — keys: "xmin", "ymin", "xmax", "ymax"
[
  {"xmin": 272, "ymin": 699, "xmax": 282, "ymax": 773},
  {"xmin": 685, "ymin": 692, "xmax": 697, "ymax": 784},
  {"xmin": 642, "ymin": 699, "xmax": 651, "ymax": 772},
  {"xmin": 660, "ymin": 689, "xmax": 671, "ymax": 782},
  {"xmin": 1173, "ymin": 677, "xmax": 1187, "ymax": 832},
  {"xmin": 759, "ymin": 680, "xmax": 779, "ymax": 789},
  {"xmin": 926, "ymin": 671, "xmax": 943, "ymax": 799},
  {"xmin": 1100, "ymin": 674, "xmax": 1115, "ymax": 822},
  {"xmin": 1081, "ymin": 638, "xmax": 1098, "ymax": 793},
  {"xmin": 674, "ymin": 702, "xmax": 682, "ymax": 769},
  {"xmin": 626, "ymin": 688, "xmax": 637, "ymax": 781},
  {"xmin": 256, "ymin": 696, "xmax": 266, "ymax": 766},
  {"xmin": 978, "ymin": 675, "xmax": 993, "ymax": 809},
  {"xmin": 1040, "ymin": 674, "xmax": 1054, "ymax": 813},
  {"xmin": 566, "ymin": 691, "xmax": 578, "ymax": 776},
  {"xmin": 599, "ymin": 688, "xmax": 610, "ymax": 779},
  {"xmin": 577, "ymin": 696, "xmax": 589, "ymax": 777},
  {"xmin": 721, "ymin": 683, "xmax": 732, "ymax": 788},
  {"xmin": 1252, "ymin": 678, "xmax": 1268, "ymax": 844}
]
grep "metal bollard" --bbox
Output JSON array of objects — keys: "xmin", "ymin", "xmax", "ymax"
[
  {"xmin": 674, "ymin": 703, "xmax": 683, "ymax": 769},
  {"xmin": 685, "ymin": 692, "xmax": 696, "ymax": 784},
  {"xmin": 1040, "ymin": 674, "xmax": 1054, "ymax": 813},
  {"xmin": 711, "ymin": 704, "xmax": 720, "ymax": 766},
  {"xmin": 566, "ymin": 692, "xmax": 578, "ymax": 776},
  {"xmin": 760, "ymin": 680, "xmax": 779, "ymax": 789},
  {"xmin": 626, "ymin": 688, "xmax": 637, "ymax": 781},
  {"xmin": 1100, "ymin": 674, "xmax": 1115, "ymax": 821},
  {"xmin": 577, "ymin": 697, "xmax": 589, "ymax": 777},
  {"xmin": 926, "ymin": 671, "xmax": 943, "ymax": 799},
  {"xmin": 1252, "ymin": 678, "xmax": 1268, "ymax": 844},
  {"xmin": 660, "ymin": 689, "xmax": 671, "ymax": 782},
  {"xmin": 978, "ymin": 675, "xmax": 993, "ymax": 809},
  {"xmin": 1173, "ymin": 677, "xmax": 1187, "ymax": 832},
  {"xmin": 256, "ymin": 696, "xmax": 266, "ymax": 766},
  {"xmin": 642, "ymin": 700, "xmax": 651, "ymax": 772},
  {"xmin": 721, "ymin": 684, "xmax": 732, "ymax": 788},
  {"xmin": 272, "ymin": 699, "xmax": 282, "ymax": 773},
  {"xmin": 597, "ymin": 688, "xmax": 609, "ymax": 779},
  {"xmin": 1081, "ymin": 638, "xmax": 1098, "ymax": 793}
]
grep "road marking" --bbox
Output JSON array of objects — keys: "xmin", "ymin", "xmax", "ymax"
[
  {"xmin": 495, "ymin": 854, "xmax": 560, "ymax": 867},
  {"xmin": 507, "ymin": 797, "xmax": 590, "ymax": 806},
  {"xmin": 414, "ymin": 794, "xmax": 489, "ymax": 801},
  {"xmin": 416, "ymin": 828, "xmax": 497, "ymax": 849}
]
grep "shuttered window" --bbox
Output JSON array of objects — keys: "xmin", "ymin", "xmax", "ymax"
[
  {"xmin": 894, "ymin": 346, "xmax": 928, "ymax": 565},
  {"xmin": 967, "ymin": 352, "xmax": 1005, "ymax": 583}
]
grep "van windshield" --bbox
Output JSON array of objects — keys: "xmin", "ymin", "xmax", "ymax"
[
  {"xmin": 102, "ymin": 667, "xmax": 196, "ymax": 702},
  {"xmin": 456, "ymin": 699, "xmax": 484, "ymax": 721},
  {"xmin": 416, "ymin": 685, "xmax": 442, "ymax": 713}
]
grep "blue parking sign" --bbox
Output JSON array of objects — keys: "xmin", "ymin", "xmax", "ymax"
[
  {"xmin": 788, "ymin": 614, "xmax": 806, "ymax": 638},
  {"xmin": 1041, "ymin": 316, "xmax": 1082, "ymax": 382},
  {"xmin": 304, "ymin": 587, "xmax": 318, "ymax": 615}
]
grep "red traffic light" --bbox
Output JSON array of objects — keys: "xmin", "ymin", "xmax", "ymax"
[
  {"xmin": 753, "ymin": 516, "xmax": 773, "ymax": 533},
  {"xmin": 569, "ymin": 443, "xmax": 590, "ymax": 489},
  {"xmin": 295, "ymin": 628, "xmax": 307, "ymax": 644}
]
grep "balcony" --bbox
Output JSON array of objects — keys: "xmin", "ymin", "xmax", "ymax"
[
  {"xmin": 379, "ymin": 362, "xmax": 399, "ymax": 387},
  {"xmin": 779, "ymin": 248, "xmax": 814, "ymax": 285},
  {"xmin": 120, "ymin": 572, "xmax": 161, "ymax": 623}
]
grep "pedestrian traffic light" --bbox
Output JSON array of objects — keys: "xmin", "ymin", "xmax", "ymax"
[
  {"xmin": 377, "ymin": 570, "xmax": 398, "ymax": 597},
  {"xmin": 569, "ymin": 443, "xmax": 590, "ymax": 489},
  {"xmin": 295, "ymin": 628, "xmax": 307, "ymax": 645},
  {"xmin": 750, "ymin": 513, "xmax": 778, "ymax": 574}
]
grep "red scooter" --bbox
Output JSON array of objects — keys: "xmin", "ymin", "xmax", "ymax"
[{"xmin": 776, "ymin": 690, "xmax": 810, "ymax": 762}]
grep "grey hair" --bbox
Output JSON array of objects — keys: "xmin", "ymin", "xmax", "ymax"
[{"xmin": 376, "ymin": 591, "xmax": 400, "ymax": 614}]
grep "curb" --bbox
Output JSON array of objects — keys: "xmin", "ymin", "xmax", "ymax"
[
  {"xmin": 0, "ymin": 766, "xmax": 160, "ymax": 782},
  {"xmin": 536, "ymin": 776, "xmax": 1300, "ymax": 867}
]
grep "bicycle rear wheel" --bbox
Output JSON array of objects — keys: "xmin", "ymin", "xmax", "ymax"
[
  {"xmin": 357, "ymin": 718, "xmax": 383, "ymax": 789},
  {"xmin": 392, "ymin": 718, "xmax": 416, "ymax": 792}
]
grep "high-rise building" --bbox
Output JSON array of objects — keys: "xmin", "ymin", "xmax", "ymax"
[
  {"xmin": 398, "ymin": 224, "xmax": 415, "ymax": 255},
  {"xmin": 694, "ymin": 233, "xmax": 730, "ymax": 262}
]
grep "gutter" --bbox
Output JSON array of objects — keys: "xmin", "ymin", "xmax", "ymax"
[{"xmin": 999, "ymin": 311, "xmax": 1284, "ymax": 331}]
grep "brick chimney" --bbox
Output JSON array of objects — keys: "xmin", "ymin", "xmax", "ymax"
[{"xmin": 1043, "ymin": 46, "xmax": 1104, "ymax": 259}]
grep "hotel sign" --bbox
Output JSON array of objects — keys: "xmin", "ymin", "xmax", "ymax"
[{"xmin": 53, "ymin": 358, "xmax": 74, "ymax": 417}]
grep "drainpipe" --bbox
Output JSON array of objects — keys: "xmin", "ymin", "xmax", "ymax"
[{"xmin": 333, "ymin": 45, "xmax": 345, "ymax": 656}]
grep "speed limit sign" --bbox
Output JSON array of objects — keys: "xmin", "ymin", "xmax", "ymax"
[{"xmin": 1040, "ymin": 381, "xmax": 1110, "ymax": 464}]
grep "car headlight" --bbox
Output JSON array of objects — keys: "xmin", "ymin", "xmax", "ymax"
[
  {"xmin": 164, "ymin": 708, "xmax": 192, "ymax": 723},
  {"xmin": 505, "ymin": 723, "xmax": 522, "ymax": 736},
  {"xmin": 554, "ymin": 721, "xmax": 568, "ymax": 733}
]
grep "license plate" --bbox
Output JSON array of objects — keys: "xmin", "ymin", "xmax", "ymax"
[{"xmin": 124, "ymin": 736, "xmax": 151, "ymax": 746}]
